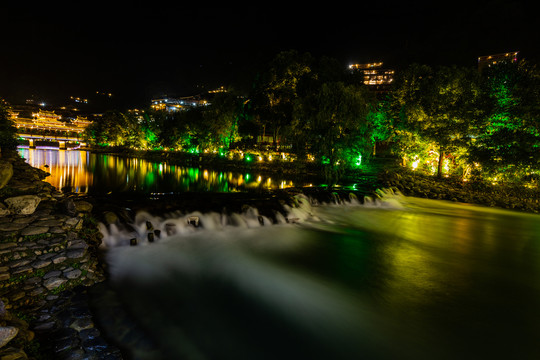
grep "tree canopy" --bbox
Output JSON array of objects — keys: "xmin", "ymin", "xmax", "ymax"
[{"xmin": 0, "ymin": 99, "xmax": 17, "ymax": 151}]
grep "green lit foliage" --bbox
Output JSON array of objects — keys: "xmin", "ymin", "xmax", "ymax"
[
  {"xmin": 293, "ymin": 81, "xmax": 373, "ymax": 183},
  {"xmin": 202, "ymin": 91, "xmax": 243, "ymax": 150},
  {"xmin": 470, "ymin": 61, "xmax": 540, "ymax": 181},
  {"xmin": 84, "ymin": 111, "xmax": 145, "ymax": 148},
  {"xmin": 367, "ymin": 100, "xmax": 394, "ymax": 156},
  {"xmin": 389, "ymin": 64, "xmax": 480, "ymax": 177},
  {"xmin": 0, "ymin": 99, "xmax": 17, "ymax": 150}
]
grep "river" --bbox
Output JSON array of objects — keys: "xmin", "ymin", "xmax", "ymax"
[
  {"xmin": 17, "ymin": 148, "xmax": 313, "ymax": 194},
  {"xmin": 20, "ymin": 148, "xmax": 540, "ymax": 359}
]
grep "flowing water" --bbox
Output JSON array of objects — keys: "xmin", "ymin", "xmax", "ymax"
[
  {"xmin": 94, "ymin": 192, "xmax": 540, "ymax": 360},
  {"xmin": 19, "ymin": 148, "xmax": 540, "ymax": 359}
]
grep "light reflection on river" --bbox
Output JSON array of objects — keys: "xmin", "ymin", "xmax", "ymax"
[{"xmin": 17, "ymin": 148, "xmax": 304, "ymax": 194}]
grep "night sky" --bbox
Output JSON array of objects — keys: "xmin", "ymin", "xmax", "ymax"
[{"xmin": 1, "ymin": 1, "xmax": 537, "ymax": 109}]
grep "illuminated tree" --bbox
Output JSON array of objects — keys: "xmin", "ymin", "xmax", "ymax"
[
  {"xmin": 367, "ymin": 99, "xmax": 394, "ymax": 156},
  {"xmin": 202, "ymin": 91, "xmax": 243, "ymax": 150},
  {"xmin": 0, "ymin": 99, "xmax": 17, "ymax": 150},
  {"xmin": 390, "ymin": 64, "xmax": 481, "ymax": 177},
  {"xmin": 469, "ymin": 60, "xmax": 540, "ymax": 181}
]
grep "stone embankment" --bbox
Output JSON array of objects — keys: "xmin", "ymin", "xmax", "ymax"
[
  {"xmin": 378, "ymin": 167, "xmax": 540, "ymax": 213},
  {"xmin": 0, "ymin": 151, "xmax": 122, "ymax": 359}
]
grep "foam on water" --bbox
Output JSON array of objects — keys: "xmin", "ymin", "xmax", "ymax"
[{"xmin": 98, "ymin": 189, "xmax": 406, "ymax": 249}]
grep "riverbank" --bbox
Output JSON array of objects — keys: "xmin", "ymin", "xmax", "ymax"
[
  {"xmin": 1, "ymin": 150, "xmax": 122, "ymax": 359},
  {"xmin": 378, "ymin": 166, "xmax": 540, "ymax": 213},
  {"xmin": 88, "ymin": 146, "xmax": 540, "ymax": 214}
]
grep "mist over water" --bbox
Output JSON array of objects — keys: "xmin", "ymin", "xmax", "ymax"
[{"xmin": 93, "ymin": 193, "xmax": 540, "ymax": 360}]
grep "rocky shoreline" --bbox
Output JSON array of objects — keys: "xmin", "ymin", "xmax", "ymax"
[
  {"xmin": 378, "ymin": 167, "xmax": 540, "ymax": 213},
  {"xmin": 0, "ymin": 151, "xmax": 122, "ymax": 360}
]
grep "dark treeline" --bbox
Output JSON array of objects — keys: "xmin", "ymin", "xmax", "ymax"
[{"xmin": 1, "ymin": 50, "xmax": 539, "ymax": 185}]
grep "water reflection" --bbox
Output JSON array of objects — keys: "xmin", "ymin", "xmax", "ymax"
[
  {"xmin": 18, "ymin": 148, "xmax": 302, "ymax": 194},
  {"xmin": 18, "ymin": 147, "xmax": 92, "ymax": 193}
]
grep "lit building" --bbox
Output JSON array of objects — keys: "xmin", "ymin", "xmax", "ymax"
[
  {"xmin": 151, "ymin": 96, "xmax": 208, "ymax": 112},
  {"xmin": 12, "ymin": 109, "xmax": 91, "ymax": 133},
  {"xmin": 348, "ymin": 62, "xmax": 395, "ymax": 90},
  {"xmin": 73, "ymin": 116, "xmax": 92, "ymax": 130},
  {"xmin": 478, "ymin": 51, "xmax": 519, "ymax": 72}
]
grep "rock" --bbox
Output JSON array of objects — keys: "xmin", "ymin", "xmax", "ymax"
[
  {"xmin": 64, "ymin": 269, "xmax": 82, "ymax": 279},
  {"xmin": 7, "ymin": 291, "xmax": 25, "ymax": 302},
  {"xmin": 0, "ymin": 347, "xmax": 28, "ymax": 360},
  {"xmin": 0, "ymin": 223, "xmax": 27, "ymax": 232},
  {"xmin": 0, "ymin": 161, "xmax": 13, "ymax": 189},
  {"xmin": 28, "ymin": 287, "xmax": 46, "ymax": 297},
  {"xmin": 43, "ymin": 270, "xmax": 62, "ymax": 279},
  {"xmin": 0, "ymin": 327, "xmax": 19, "ymax": 348},
  {"xmin": 62, "ymin": 198, "xmax": 76, "ymax": 216},
  {"xmin": 0, "ymin": 300, "xmax": 5, "ymax": 318},
  {"xmin": 43, "ymin": 277, "xmax": 67, "ymax": 291},
  {"xmin": 64, "ymin": 217, "xmax": 80, "ymax": 229},
  {"xmin": 0, "ymin": 203, "xmax": 9, "ymax": 216},
  {"xmin": 103, "ymin": 211, "xmax": 119, "ymax": 225},
  {"xmin": 67, "ymin": 240, "xmax": 88, "ymax": 249},
  {"xmin": 11, "ymin": 266, "xmax": 32, "ymax": 276},
  {"xmin": 67, "ymin": 248, "xmax": 86, "ymax": 259},
  {"xmin": 31, "ymin": 259, "xmax": 52, "ymax": 269},
  {"xmin": 52, "ymin": 254, "xmax": 67, "ymax": 264},
  {"xmin": 33, "ymin": 321, "xmax": 55, "ymax": 331},
  {"xmin": 20, "ymin": 226, "xmax": 49, "ymax": 236},
  {"xmin": 4, "ymin": 196, "xmax": 41, "ymax": 215},
  {"xmin": 32, "ymin": 219, "xmax": 62, "ymax": 227},
  {"xmin": 62, "ymin": 349, "xmax": 85, "ymax": 360},
  {"xmin": 70, "ymin": 317, "xmax": 94, "ymax": 331},
  {"xmin": 74, "ymin": 200, "xmax": 93, "ymax": 213}
]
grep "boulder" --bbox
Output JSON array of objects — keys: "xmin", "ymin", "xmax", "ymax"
[
  {"xmin": 74, "ymin": 200, "xmax": 93, "ymax": 213},
  {"xmin": 103, "ymin": 211, "xmax": 119, "ymax": 225},
  {"xmin": 4, "ymin": 195, "xmax": 41, "ymax": 215},
  {"xmin": 0, "ymin": 161, "xmax": 13, "ymax": 189},
  {"xmin": 0, "ymin": 326, "xmax": 18, "ymax": 348}
]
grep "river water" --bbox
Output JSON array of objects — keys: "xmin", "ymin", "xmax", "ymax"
[
  {"xmin": 17, "ymin": 148, "xmax": 312, "ymax": 194},
  {"xmin": 20, "ymin": 148, "xmax": 540, "ymax": 359}
]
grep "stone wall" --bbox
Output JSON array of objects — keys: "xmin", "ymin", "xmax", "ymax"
[{"xmin": 0, "ymin": 151, "xmax": 121, "ymax": 359}]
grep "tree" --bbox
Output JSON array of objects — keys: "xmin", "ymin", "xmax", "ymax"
[
  {"xmin": 469, "ymin": 60, "xmax": 540, "ymax": 181},
  {"xmin": 249, "ymin": 50, "xmax": 313, "ymax": 148},
  {"xmin": 390, "ymin": 64, "xmax": 481, "ymax": 177},
  {"xmin": 293, "ymin": 81, "xmax": 373, "ymax": 183},
  {"xmin": 84, "ymin": 111, "xmax": 131, "ymax": 147},
  {"xmin": 0, "ymin": 99, "xmax": 17, "ymax": 151},
  {"xmin": 202, "ymin": 91, "xmax": 243, "ymax": 150},
  {"xmin": 367, "ymin": 99, "xmax": 394, "ymax": 156}
]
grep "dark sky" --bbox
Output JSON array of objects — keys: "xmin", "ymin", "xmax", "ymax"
[{"xmin": 0, "ymin": 1, "xmax": 537, "ymax": 109}]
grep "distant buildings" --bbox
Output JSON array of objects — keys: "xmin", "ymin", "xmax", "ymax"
[
  {"xmin": 150, "ymin": 88, "xmax": 227, "ymax": 112},
  {"xmin": 348, "ymin": 62, "xmax": 395, "ymax": 91},
  {"xmin": 478, "ymin": 51, "xmax": 519, "ymax": 72},
  {"xmin": 151, "ymin": 95, "xmax": 209, "ymax": 112}
]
